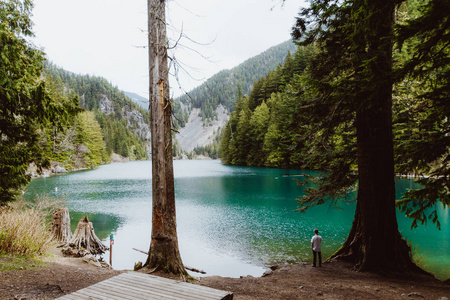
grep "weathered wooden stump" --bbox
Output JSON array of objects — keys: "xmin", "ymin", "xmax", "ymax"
[
  {"xmin": 65, "ymin": 215, "xmax": 108, "ymax": 256},
  {"xmin": 49, "ymin": 208, "xmax": 72, "ymax": 244}
]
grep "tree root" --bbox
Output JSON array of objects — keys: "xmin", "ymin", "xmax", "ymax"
[{"xmin": 64, "ymin": 215, "xmax": 108, "ymax": 256}]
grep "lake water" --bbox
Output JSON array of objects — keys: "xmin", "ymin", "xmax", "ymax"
[{"xmin": 25, "ymin": 160, "xmax": 449, "ymax": 280}]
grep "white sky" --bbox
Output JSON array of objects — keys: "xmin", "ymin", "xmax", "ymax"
[{"xmin": 30, "ymin": 0, "xmax": 306, "ymax": 98}]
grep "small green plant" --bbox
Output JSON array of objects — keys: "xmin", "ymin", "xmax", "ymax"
[{"xmin": 408, "ymin": 242, "xmax": 427, "ymax": 270}]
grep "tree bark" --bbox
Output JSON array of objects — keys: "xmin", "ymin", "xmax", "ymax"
[
  {"xmin": 49, "ymin": 208, "xmax": 72, "ymax": 244},
  {"xmin": 330, "ymin": 1, "xmax": 416, "ymax": 272},
  {"xmin": 144, "ymin": 0, "xmax": 187, "ymax": 279},
  {"xmin": 65, "ymin": 215, "xmax": 108, "ymax": 256}
]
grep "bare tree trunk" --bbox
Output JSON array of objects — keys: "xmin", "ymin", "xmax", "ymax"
[
  {"xmin": 144, "ymin": 0, "xmax": 187, "ymax": 279},
  {"xmin": 49, "ymin": 208, "xmax": 72, "ymax": 244}
]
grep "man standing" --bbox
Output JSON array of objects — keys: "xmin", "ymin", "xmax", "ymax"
[{"xmin": 311, "ymin": 229, "xmax": 322, "ymax": 267}]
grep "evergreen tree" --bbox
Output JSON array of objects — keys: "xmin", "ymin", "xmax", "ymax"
[
  {"xmin": 44, "ymin": 63, "xmax": 149, "ymax": 161},
  {"xmin": 177, "ymin": 41, "xmax": 297, "ymax": 125},
  {"xmin": 220, "ymin": 46, "xmax": 313, "ymax": 168},
  {"xmin": 0, "ymin": 0, "xmax": 78, "ymax": 203},
  {"xmin": 248, "ymin": 101, "xmax": 270, "ymax": 165},
  {"xmin": 219, "ymin": 123, "xmax": 233, "ymax": 164},
  {"xmin": 393, "ymin": 0, "xmax": 449, "ymax": 229},
  {"xmin": 74, "ymin": 111, "xmax": 108, "ymax": 168},
  {"xmin": 233, "ymin": 99, "xmax": 252, "ymax": 165},
  {"xmin": 38, "ymin": 74, "xmax": 82, "ymax": 168},
  {"xmin": 290, "ymin": 0, "xmax": 448, "ymax": 272}
]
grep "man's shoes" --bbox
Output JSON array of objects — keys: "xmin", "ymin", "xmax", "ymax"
[{"xmin": 311, "ymin": 265, "xmax": 316, "ymax": 267}]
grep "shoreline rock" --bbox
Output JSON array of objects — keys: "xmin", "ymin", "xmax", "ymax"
[{"xmin": 52, "ymin": 165, "xmax": 68, "ymax": 174}]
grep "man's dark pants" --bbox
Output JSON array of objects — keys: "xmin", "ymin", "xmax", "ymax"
[{"xmin": 313, "ymin": 250, "xmax": 322, "ymax": 267}]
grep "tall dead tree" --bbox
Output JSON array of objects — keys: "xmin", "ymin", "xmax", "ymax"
[{"xmin": 144, "ymin": 0, "xmax": 187, "ymax": 278}]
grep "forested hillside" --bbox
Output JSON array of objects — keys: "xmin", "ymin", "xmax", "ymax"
[
  {"xmin": 38, "ymin": 64, "xmax": 150, "ymax": 173},
  {"xmin": 176, "ymin": 40, "xmax": 297, "ymax": 125},
  {"xmin": 219, "ymin": 45, "xmax": 312, "ymax": 168},
  {"xmin": 124, "ymin": 91, "xmax": 148, "ymax": 110},
  {"xmin": 170, "ymin": 41, "xmax": 298, "ymax": 158},
  {"xmin": 220, "ymin": 1, "xmax": 448, "ymax": 177}
]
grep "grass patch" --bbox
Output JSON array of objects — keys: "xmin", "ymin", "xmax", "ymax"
[
  {"xmin": 0, "ymin": 206, "xmax": 52, "ymax": 256},
  {"xmin": 0, "ymin": 254, "xmax": 45, "ymax": 272}
]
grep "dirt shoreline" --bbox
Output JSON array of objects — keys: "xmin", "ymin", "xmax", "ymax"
[{"xmin": 0, "ymin": 247, "xmax": 449, "ymax": 300}]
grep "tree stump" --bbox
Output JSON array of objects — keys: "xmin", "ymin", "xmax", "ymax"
[
  {"xmin": 49, "ymin": 208, "xmax": 72, "ymax": 244},
  {"xmin": 65, "ymin": 215, "xmax": 108, "ymax": 256}
]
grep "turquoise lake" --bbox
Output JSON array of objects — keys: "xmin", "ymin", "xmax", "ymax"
[{"xmin": 25, "ymin": 160, "xmax": 449, "ymax": 279}]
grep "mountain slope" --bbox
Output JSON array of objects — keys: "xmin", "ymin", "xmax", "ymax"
[
  {"xmin": 124, "ymin": 91, "xmax": 148, "ymax": 110},
  {"xmin": 44, "ymin": 63, "xmax": 151, "ymax": 161},
  {"xmin": 175, "ymin": 106, "xmax": 228, "ymax": 154},
  {"xmin": 173, "ymin": 40, "xmax": 298, "ymax": 156},
  {"xmin": 176, "ymin": 40, "xmax": 297, "ymax": 123}
]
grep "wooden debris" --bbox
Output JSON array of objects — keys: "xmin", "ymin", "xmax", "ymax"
[
  {"xmin": 49, "ymin": 208, "xmax": 72, "ymax": 244},
  {"xmin": 65, "ymin": 215, "xmax": 108, "ymax": 256}
]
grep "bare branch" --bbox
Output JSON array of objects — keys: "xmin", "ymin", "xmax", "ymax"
[
  {"xmin": 168, "ymin": 24, "xmax": 184, "ymax": 50},
  {"xmin": 170, "ymin": 1, "xmax": 204, "ymax": 18}
]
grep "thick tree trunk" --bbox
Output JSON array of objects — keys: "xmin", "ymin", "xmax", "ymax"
[
  {"xmin": 144, "ymin": 0, "xmax": 187, "ymax": 278},
  {"xmin": 49, "ymin": 208, "xmax": 72, "ymax": 244},
  {"xmin": 330, "ymin": 1, "xmax": 416, "ymax": 272}
]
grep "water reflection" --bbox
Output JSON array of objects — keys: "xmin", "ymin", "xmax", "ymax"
[{"xmin": 69, "ymin": 212, "xmax": 121, "ymax": 240}]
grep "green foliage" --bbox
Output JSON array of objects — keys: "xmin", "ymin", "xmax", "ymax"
[
  {"xmin": 172, "ymin": 99, "xmax": 189, "ymax": 128},
  {"xmin": 177, "ymin": 41, "xmax": 297, "ymax": 125},
  {"xmin": 248, "ymin": 101, "xmax": 270, "ymax": 165},
  {"xmin": 220, "ymin": 46, "xmax": 313, "ymax": 168},
  {"xmin": 192, "ymin": 143, "xmax": 220, "ymax": 159},
  {"xmin": 292, "ymin": 0, "xmax": 448, "ymax": 225},
  {"xmin": 37, "ymin": 73, "xmax": 84, "ymax": 169},
  {"xmin": 44, "ymin": 63, "xmax": 149, "ymax": 162},
  {"xmin": 95, "ymin": 111, "xmax": 147, "ymax": 160},
  {"xmin": 0, "ymin": 0, "xmax": 79, "ymax": 204},
  {"xmin": 224, "ymin": 0, "xmax": 448, "ymax": 229},
  {"xmin": 34, "ymin": 72, "xmax": 110, "ymax": 171},
  {"xmin": 0, "ymin": 255, "xmax": 44, "ymax": 271},
  {"xmin": 393, "ymin": 0, "xmax": 450, "ymax": 229},
  {"xmin": 74, "ymin": 111, "xmax": 108, "ymax": 168}
]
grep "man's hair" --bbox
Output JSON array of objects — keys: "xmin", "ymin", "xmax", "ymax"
[{"xmin": 314, "ymin": 229, "xmax": 319, "ymax": 234}]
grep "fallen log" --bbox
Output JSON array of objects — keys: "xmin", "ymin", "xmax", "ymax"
[
  {"xmin": 184, "ymin": 265, "xmax": 207, "ymax": 275},
  {"xmin": 132, "ymin": 247, "xmax": 148, "ymax": 255},
  {"xmin": 132, "ymin": 248, "xmax": 206, "ymax": 274}
]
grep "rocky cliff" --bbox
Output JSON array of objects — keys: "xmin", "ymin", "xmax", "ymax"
[
  {"xmin": 175, "ymin": 105, "xmax": 229, "ymax": 153},
  {"xmin": 121, "ymin": 105, "xmax": 151, "ymax": 141}
]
